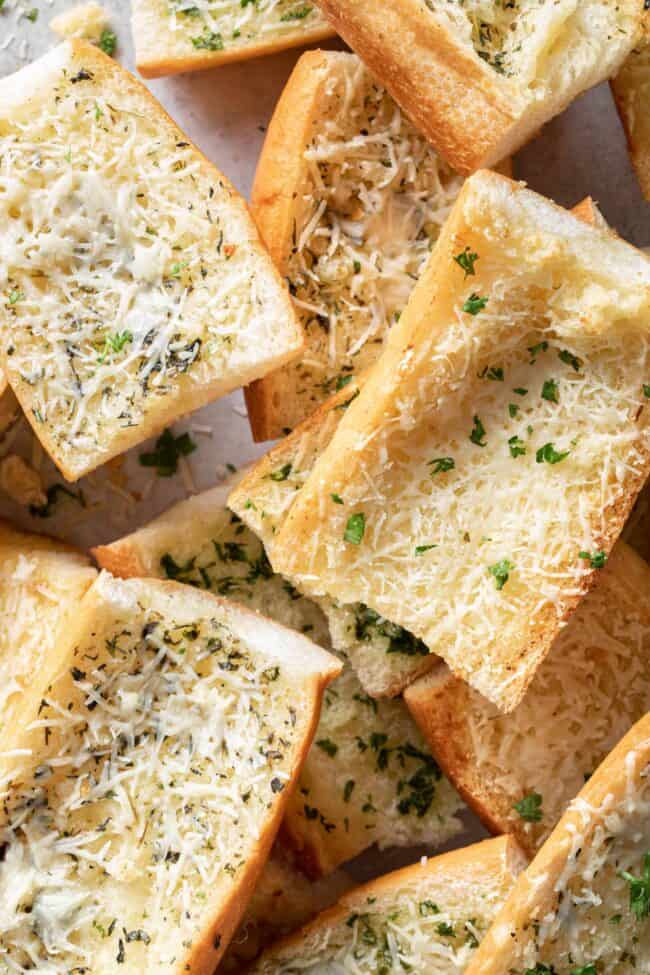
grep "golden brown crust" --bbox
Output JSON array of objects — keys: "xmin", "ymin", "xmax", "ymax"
[
  {"xmin": 611, "ymin": 15, "xmax": 650, "ymax": 200},
  {"xmin": 91, "ymin": 540, "xmax": 147, "ymax": 578}
]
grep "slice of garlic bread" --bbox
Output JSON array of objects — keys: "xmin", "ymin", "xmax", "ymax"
[
  {"xmin": 249, "ymin": 835, "xmax": 527, "ymax": 974},
  {"xmin": 465, "ymin": 713, "xmax": 650, "ymax": 975},
  {"xmin": 246, "ymin": 49, "xmax": 465, "ymax": 440},
  {"xmin": 95, "ymin": 474, "xmax": 464, "ymax": 877},
  {"xmin": 405, "ymin": 541, "xmax": 650, "ymax": 856},
  {"xmin": 132, "ymin": 0, "xmax": 333, "ymax": 79},
  {"xmin": 0, "ymin": 572, "xmax": 340, "ymax": 974},
  {"xmin": 313, "ymin": 0, "xmax": 642, "ymax": 174},
  {"xmin": 272, "ymin": 170, "xmax": 650, "ymax": 711},
  {"xmin": 0, "ymin": 41, "xmax": 301, "ymax": 482},
  {"xmin": 612, "ymin": 14, "xmax": 650, "ymax": 200}
]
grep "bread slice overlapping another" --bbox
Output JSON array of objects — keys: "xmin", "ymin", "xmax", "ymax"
[
  {"xmin": 405, "ymin": 541, "xmax": 650, "ymax": 856},
  {"xmin": 270, "ymin": 170, "xmax": 650, "ymax": 712},
  {"xmin": 246, "ymin": 49, "xmax": 465, "ymax": 440},
  {"xmin": 0, "ymin": 40, "xmax": 302, "ymax": 482},
  {"xmin": 612, "ymin": 12, "xmax": 650, "ymax": 200},
  {"xmin": 465, "ymin": 712, "xmax": 650, "ymax": 975},
  {"xmin": 95, "ymin": 472, "xmax": 464, "ymax": 879},
  {"xmin": 132, "ymin": 0, "xmax": 334, "ymax": 79},
  {"xmin": 312, "ymin": 0, "xmax": 643, "ymax": 174},
  {"xmin": 0, "ymin": 571, "xmax": 340, "ymax": 974},
  {"xmin": 249, "ymin": 835, "xmax": 527, "ymax": 974}
]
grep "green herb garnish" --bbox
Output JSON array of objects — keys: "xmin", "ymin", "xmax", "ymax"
[
  {"xmin": 344, "ymin": 512, "xmax": 365, "ymax": 545},
  {"xmin": 98, "ymin": 28, "xmax": 117, "ymax": 55},
  {"xmin": 579, "ymin": 549, "xmax": 607, "ymax": 569},
  {"xmin": 453, "ymin": 247, "xmax": 478, "ymax": 277},
  {"xmin": 139, "ymin": 428, "xmax": 196, "ymax": 477},
  {"xmin": 316, "ymin": 738, "xmax": 338, "ymax": 757},
  {"xmin": 415, "ymin": 544, "xmax": 437, "ymax": 555},
  {"xmin": 528, "ymin": 341, "xmax": 549, "ymax": 363},
  {"xmin": 559, "ymin": 349, "xmax": 583, "ymax": 372},
  {"xmin": 463, "ymin": 293, "xmax": 488, "ymax": 315},
  {"xmin": 620, "ymin": 852, "xmax": 650, "ymax": 920},
  {"xmin": 191, "ymin": 30, "xmax": 224, "ymax": 49},
  {"xmin": 541, "ymin": 378, "xmax": 559, "ymax": 403},
  {"xmin": 429, "ymin": 456, "xmax": 455, "ymax": 474},
  {"xmin": 508, "ymin": 435, "xmax": 526, "ymax": 458},
  {"xmin": 469, "ymin": 415, "xmax": 487, "ymax": 446},
  {"xmin": 513, "ymin": 792, "xmax": 543, "ymax": 822},
  {"xmin": 269, "ymin": 463, "xmax": 292, "ymax": 482},
  {"xmin": 488, "ymin": 558, "xmax": 513, "ymax": 591},
  {"xmin": 536, "ymin": 442, "xmax": 569, "ymax": 465}
]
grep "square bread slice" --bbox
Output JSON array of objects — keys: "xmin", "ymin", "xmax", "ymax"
[
  {"xmin": 271, "ymin": 170, "xmax": 650, "ymax": 711},
  {"xmin": 612, "ymin": 14, "xmax": 650, "ymax": 200},
  {"xmin": 94, "ymin": 473, "xmax": 464, "ymax": 878},
  {"xmin": 0, "ymin": 41, "xmax": 302, "ymax": 482},
  {"xmin": 313, "ymin": 0, "xmax": 643, "ymax": 174},
  {"xmin": 246, "ymin": 49, "xmax": 464, "ymax": 440},
  {"xmin": 0, "ymin": 571, "xmax": 340, "ymax": 974},
  {"xmin": 404, "ymin": 541, "xmax": 650, "ymax": 857},
  {"xmin": 132, "ymin": 0, "xmax": 334, "ymax": 79},
  {"xmin": 464, "ymin": 712, "xmax": 650, "ymax": 975},
  {"xmin": 248, "ymin": 835, "xmax": 527, "ymax": 974}
]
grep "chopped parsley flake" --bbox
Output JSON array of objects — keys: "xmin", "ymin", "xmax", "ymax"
[
  {"xmin": 419, "ymin": 901, "xmax": 440, "ymax": 916},
  {"xmin": 98, "ymin": 28, "xmax": 117, "ymax": 55},
  {"xmin": 331, "ymin": 493, "xmax": 344, "ymax": 504},
  {"xmin": 579, "ymin": 549, "xmax": 607, "ymax": 569},
  {"xmin": 343, "ymin": 780, "xmax": 355, "ymax": 802},
  {"xmin": 97, "ymin": 330, "xmax": 132, "ymax": 363},
  {"xmin": 479, "ymin": 365, "xmax": 504, "ymax": 381},
  {"xmin": 336, "ymin": 374, "xmax": 353, "ymax": 391},
  {"xmin": 513, "ymin": 792, "xmax": 543, "ymax": 822},
  {"xmin": 508, "ymin": 403, "xmax": 519, "ymax": 418},
  {"xmin": 513, "ymin": 387, "xmax": 528, "ymax": 396},
  {"xmin": 469, "ymin": 415, "xmax": 487, "ymax": 447},
  {"xmin": 508, "ymin": 435, "xmax": 526, "ymax": 458},
  {"xmin": 541, "ymin": 378, "xmax": 559, "ymax": 403},
  {"xmin": 644, "ymin": 384, "xmax": 650, "ymax": 399},
  {"xmin": 570, "ymin": 966, "xmax": 597, "ymax": 975},
  {"xmin": 315, "ymin": 738, "xmax": 338, "ymax": 757},
  {"xmin": 558, "ymin": 349, "xmax": 583, "ymax": 372},
  {"xmin": 436, "ymin": 922, "xmax": 455, "ymax": 937},
  {"xmin": 488, "ymin": 558, "xmax": 513, "ymax": 591},
  {"xmin": 528, "ymin": 340, "xmax": 549, "ymax": 363},
  {"xmin": 429, "ymin": 456, "xmax": 455, "ymax": 474},
  {"xmin": 536, "ymin": 442, "xmax": 569, "ymax": 465},
  {"xmin": 280, "ymin": 4, "xmax": 312, "ymax": 17},
  {"xmin": 139, "ymin": 428, "xmax": 196, "ymax": 477},
  {"xmin": 415, "ymin": 544, "xmax": 437, "ymax": 555},
  {"xmin": 269, "ymin": 463, "xmax": 292, "ymax": 482},
  {"xmin": 453, "ymin": 247, "xmax": 479, "ymax": 277},
  {"xmin": 191, "ymin": 29, "xmax": 224, "ymax": 49},
  {"xmin": 8, "ymin": 290, "xmax": 24, "ymax": 305},
  {"xmin": 344, "ymin": 512, "xmax": 365, "ymax": 545},
  {"xmin": 463, "ymin": 292, "xmax": 488, "ymax": 315},
  {"xmin": 26, "ymin": 6, "xmax": 37, "ymax": 20},
  {"xmin": 620, "ymin": 852, "xmax": 650, "ymax": 920}
]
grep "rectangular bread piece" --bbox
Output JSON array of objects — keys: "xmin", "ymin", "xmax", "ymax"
[
  {"xmin": 270, "ymin": 170, "xmax": 650, "ymax": 711},
  {"xmin": 464, "ymin": 712, "xmax": 650, "ymax": 975},
  {"xmin": 132, "ymin": 0, "xmax": 334, "ymax": 79},
  {"xmin": 612, "ymin": 13, "xmax": 650, "ymax": 200},
  {"xmin": 246, "ymin": 49, "xmax": 464, "ymax": 440},
  {"xmin": 248, "ymin": 835, "xmax": 527, "ymax": 974},
  {"xmin": 405, "ymin": 541, "xmax": 650, "ymax": 857},
  {"xmin": 94, "ymin": 473, "xmax": 464, "ymax": 878},
  {"xmin": 313, "ymin": 0, "xmax": 643, "ymax": 174},
  {"xmin": 0, "ymin": 40, "xmax": 302, "ymax": 481},
  {"xmin": 0, "ymin": 571, "xmax": 340, "ymax": 974}
]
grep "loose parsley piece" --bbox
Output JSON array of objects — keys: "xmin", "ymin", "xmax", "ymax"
[
  {"xmin": 453, "ymin": 246, "xmax": 479, "ymax": 277},
  {"xmin": 508, "ymin": 403, "xmax": 519, "ymax": 418},
  {"xmin": 436, "ymin": 922, "xmax": 455, "ymax": 937},
  {"xmin": 139, "ymin": 428, "xmax": 196, "ymax": 477},
  {"xmin": 97, "ymin": 330, "xmax": 132, "ymax": 363},
  {"xmin": 191, "ymin": 30, "xmax": 224, "ymax": 49},
  {"xmin": 541, "ymin": 378, "xmax": 559, "ymax": 403},
  {"xmin": 280, "ymin": 4, "xmax": 312, "ymax": 17},
  {"xmin": 559, "ymin": 349, "xmax": 583, "ymax": 372},
  {"xmin": 528, "ymin": 340, "xmax": 549, "ymax": 363},
  {"xmin": 508, "ymin": 435, "xmax": 526, "ymax": 458},
  {"xmin": 479, "ymin": 365, "xmax": 504, "ymax": 381},
  {"xmin": 463, "ymin": 292, "xmax": 488, "ymax": 315},
  {"xmin": 419, "ymin": 901, "xmax": 440, "ymax": 916},
  {"xmin": 336, "ymin": 374, "xmax": 353, "ymax": 391},
  {"xmin": 415, "ymin": 544, "xmax": 437, "ymax": 555},
  {"xmin": 488, "ymin": 559, "xmax": 514, "ymax": 591},
  {"xmin": 269, "ymin": 463, "xmax": 292, "ymax": 482},
  {"xmin": 355, "ymin": 605, "xmax": 428, "ymax": 656},
  {"xmin": 570, "ymin": 966, "xmax": 597, "ymax": 975},
  {"xmin": 644, "ymin": 384, "xmax": 650, "ymax": 399},
  {"xmin": 536, "ymin": 442, "xmax": 569, "ymax": 465},
  {"xmin": 513, "ymin": 792, "xmax": 543, "ymax": 822},
  {"xmin": 344, "ymin": 512, "xmax": 365, "ymax": 545},
  {"xmin": 579, "ymin": 549, "xmax": 607, "ymax": 569},
  {"xmin": 429, "ymin": 456, "xmax": 455, "ymax": 474},
  {"xmin": 331, "ymin": 493, "xmax": 344, "ymax": 504},
  {"xmin": 316, "ymin": 738, "xmax": 338, "ymax": 757},
  {"xmin": 30, "ymin": 483, "xmax": 86, "ymax": 518},
  {"xmin": 469, "ymin": 415, "xmax": 487, "ymax": 447},
  {"xmin": 26, "ymin": 6, "xmax": 37, "ymax": 20},
  {"xmin": 98, "ymin": 28, "xmax": 117, "ymax": 55},
  {"xmin": 513, "ymin": 387, "xmax": 528, "ymax": 396},
  {"xmin": 620, "ymin": 852, "xmax": 650, "ymax": 920}
]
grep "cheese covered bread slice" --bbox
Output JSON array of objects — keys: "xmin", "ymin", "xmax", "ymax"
[
  {"xmin": 249, "ymin": 835, "xmax": 527, "ymax": 974},
  {"xmin": 247, "ymin": 50, "xmax": 464, "ymax": 440},
  {"xmin": 314, "ymin": 0, "xmax": 642, "ymax": 174},
  {"xmin": 612, "ymin": 14, "xmax": 650, "ymax": 200},
  {"xmin": 405, "ymin": 541, "xmax": 650, "ymax": 857},
  {"xmin": 95, "ymin": 474, "xmax": 463, "ymax": 877},
  {"xmin": 271, "ymin": 171, "xmax": 650, "ymax": 711},
  {"xmin": 0, "ymin": 572, "xmax": 340, "ymax": 974},
  {"xmin": 0, "ymin": 41, "xmax": 301, "ymax": 482},
  {"xmin": 132, "ymin": 0, "xmax": 333, "ymax": 78},
  {"xmin": 465, "ymin": 713, "xmax": 650, "ymax": 975}
]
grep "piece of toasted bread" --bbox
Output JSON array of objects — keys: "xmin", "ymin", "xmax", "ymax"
[
  {"xmin": 132, "ymin": 0, "xmax": 334, "ymax": 79},
  {"xmin": 271, "ymin": 170, "xmax": 650, "ymax": 711},
  {"xmin": 612, "ymin": 13, "xmax": 650, "ymax": 200},
  {"xmin": 405, "ymin": 541, "xmax": 650, "ymax": 857},
  {"xmin": 249, "ymin": 835, "xmax": 527, "ymax": 974},
  {"xmin": 0, "ymin": 571, "xmax": 340, "ymax": 973},
  {"xmin": 313, "ymin": 0, "xmax": 642, "ymax": 175},
  {"xmin": 246, "ymin": 49, "xmax": 465, "ymax": 440},
  {"xmin": 95, "ymin": 474, "xmax": 464, "ymax": 877},
  {"xmin": 0, "ymin": 41, "xmax": 301, "ymax": 482},
  {"xmin": 465, "ymin": 712, "xmax": 650, "ymax": 975}
]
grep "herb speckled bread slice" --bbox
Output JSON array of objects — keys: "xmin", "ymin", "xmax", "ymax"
[
  {"xmin": 246, "ymin": 50, "xmax": 465, "ymax": 440},
  {"xmin": 612, "ymin": 13, "xmax": 650, "ymax": 201},
  {"xmin": 0, "ymin": 572, "xmax": 340, "ymax": 974},
  {"xmin": 464, "ymin": 713, "xmax": 650, "ymax": 975},
  {"xmin": 313, "ymin": 0, "xmax": 643, "ymax": 174},
  {"xmin": 0, "ymin": 41, "xmax": 301, "ymax": 482},
  {"xmin": 271, "ymin": 171, "xmax": 650, "ymax": 711},
  {"xmin": 249, "ymin": 835, "xmax": 527, "ymax": 975},
  {"xmin": 95, "ymin": 473, "xmax": 464, "ymax": 877},
  {"xmin": 132, "ymin": 0, "xmax": 334, "ymax": 79},
  {"xmin": 405, "ymin": 541, "xmax": 650, "ymax": 857}
]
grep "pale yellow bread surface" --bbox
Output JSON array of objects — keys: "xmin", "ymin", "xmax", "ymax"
[
  {"xmin": 313, "ymin": 0, "xmax": 642, "ymax": 174},
  {"xmin": 464, "ymin": 713, "xmax": 650, "ymax": 975},
  {"xmin": 612, "ymin": 13, "xmax": 650, "ymax": 200},
  {"xmin": 95, "ymin": 474, "xmax": 464, "ymax": 877},
  {"xmin": 0, "ymin": 572, "xmax": 340, "ymax": 974},
  {"xmin": 246, "ymin": 49, "xmax": 464, "ymax": 440},
  {"xmin": 271, "ymin": 170, "xmax": 650, "ymax": 711},
  {"xmin": 249, "ymin": 835, "xmax": 527, "ymax": 974},
  {"xmin": 405, "ymin": 541, "xmax": 650, "ymax": 857},
  {"xmin": 0, "ymin": 41, "xmax": 301, "ymax": 481},
  {"xmin": 132, "ymin": 0, "xmax": 334, "ymax": 78}
]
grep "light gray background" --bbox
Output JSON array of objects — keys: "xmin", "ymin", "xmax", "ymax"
[{"xmin": 0, "ymin": 0, "xmax": 649, "ymax": 877}]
